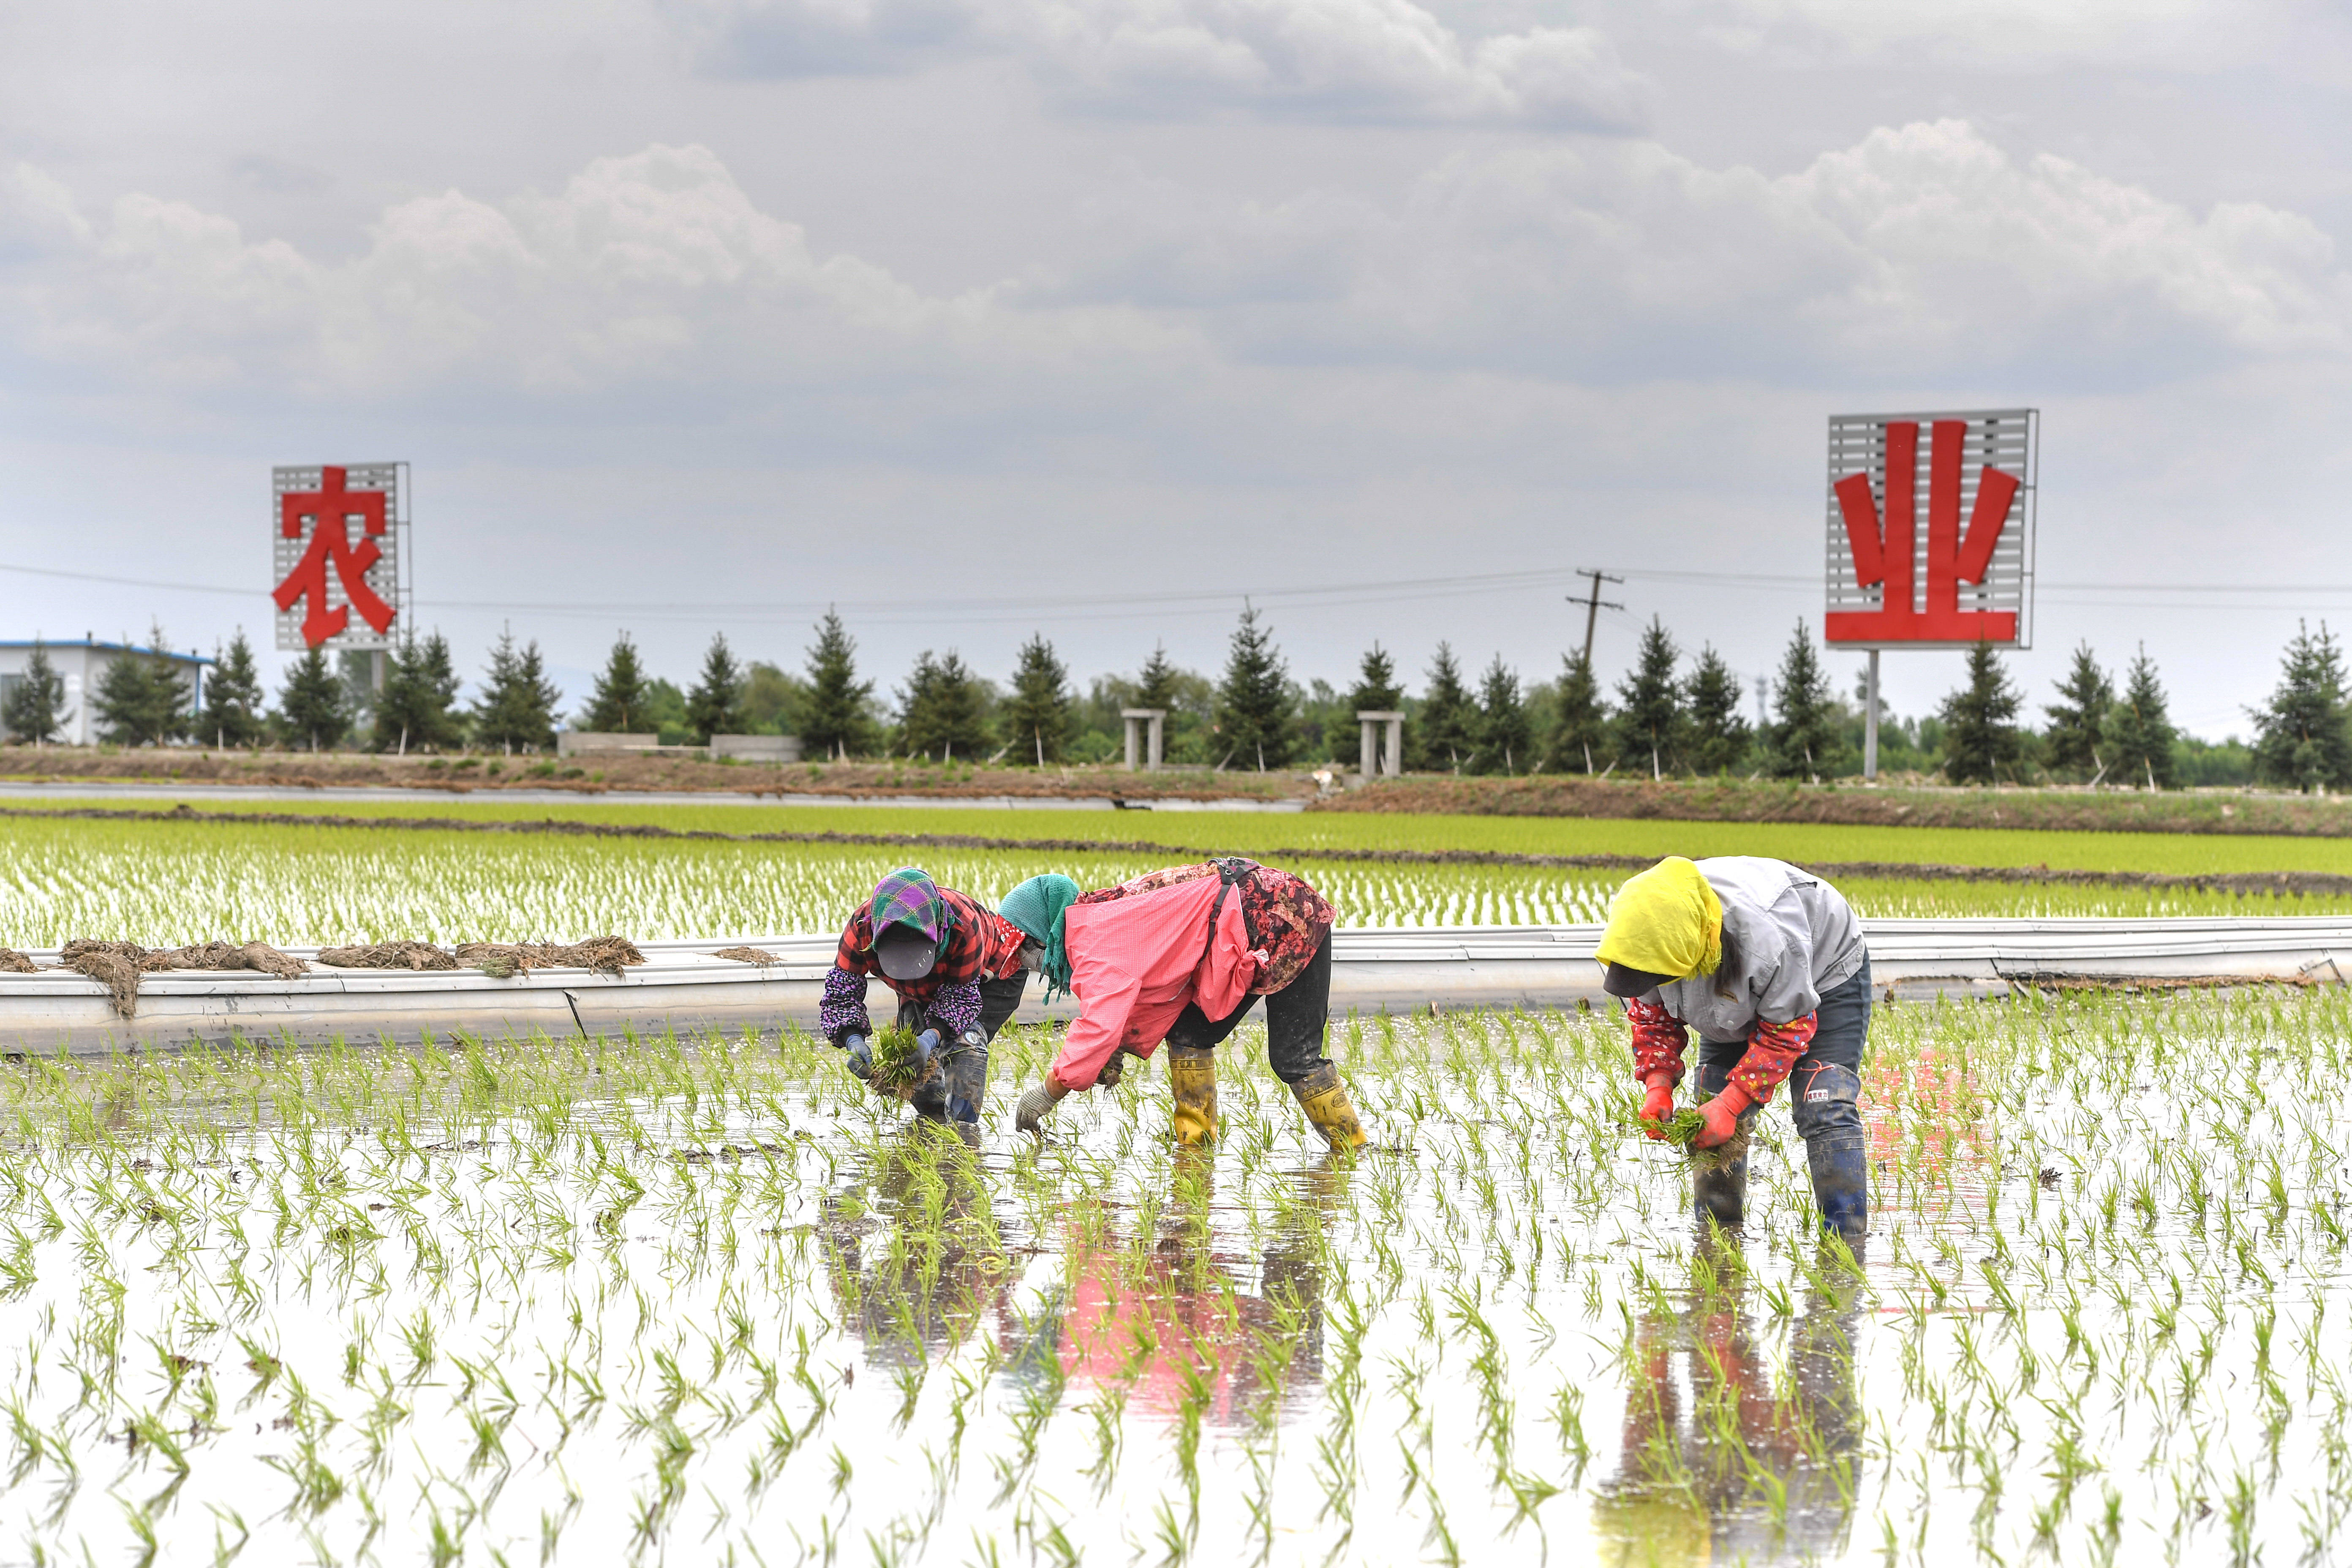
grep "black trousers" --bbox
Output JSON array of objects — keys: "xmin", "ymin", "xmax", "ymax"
[{"xmin": 1161, "ymin": 924, "xmax": 1332, "ymax": 1086}]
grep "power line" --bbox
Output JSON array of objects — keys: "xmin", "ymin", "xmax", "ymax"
[{"xmin": 11, "ymin": 556, "xmax": 2352, "ymax": 623}]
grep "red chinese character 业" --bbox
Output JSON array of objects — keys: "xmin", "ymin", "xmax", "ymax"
[
  {"xmin": 273, "ymin": 467, "xmax": 396, "ymax": 646},
  {"xmin": 1825, "ymin": 420, "xmax": 2021, "ymax": 644}
]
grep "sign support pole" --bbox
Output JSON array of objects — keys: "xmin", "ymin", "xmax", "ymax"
[{"xmin": 1863, "ymin": 650, "xmax": 1880, "ymax": 782}]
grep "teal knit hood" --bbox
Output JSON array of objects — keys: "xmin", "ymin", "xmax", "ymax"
[{"xmin": 998, "ymin": 874, "xmax": 1080, "ymax": 1002}]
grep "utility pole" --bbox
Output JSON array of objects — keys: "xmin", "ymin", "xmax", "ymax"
[{"xmin": 1571, "ymin": 569, "xmax": 1624, "ymax": 666}]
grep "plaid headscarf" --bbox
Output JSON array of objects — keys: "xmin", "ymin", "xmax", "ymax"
[{"xmin": 870, "ymin": 867, "xmax": 953, "ymax": 948}]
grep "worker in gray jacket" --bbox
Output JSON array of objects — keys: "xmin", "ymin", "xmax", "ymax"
[{"xmin": 1595, "ymin": 855, "xmax": 1872, "ymax": 1244}]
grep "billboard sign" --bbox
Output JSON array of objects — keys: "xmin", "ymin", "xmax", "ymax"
[
  {"xmin": 1824, "ymin": 410, "xmax": 2036, "ymax": 648},
  {"xmin": 272, "ymin": 464, "xmax": 407, "ymax": 651}
]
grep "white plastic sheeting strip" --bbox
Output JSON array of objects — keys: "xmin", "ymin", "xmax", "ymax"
[{"xmin": 4, "ymin": 918, "xmax": 2348, "ymax": 1056}]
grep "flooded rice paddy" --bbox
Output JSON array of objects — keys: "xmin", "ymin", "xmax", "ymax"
[{"xmin": 0, "ymin": 987, "xmax": 2347, "ymax": 1565}]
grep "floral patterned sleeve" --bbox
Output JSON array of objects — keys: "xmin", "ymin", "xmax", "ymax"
[
  {"xmin": 819, "ymin": 967, "xmax": 870, "ymax": 1045},
  {"xmin": 1724, "ymin": 1013, "xmax": 1818, "ymax": 1104},
  {"xmin": 1625, "ymin": 997, "xmax": 1689, "ymax": 1088},
  {"xmin": 921, "ymin": 980, "xmax": 983, "ymax": 1039}
]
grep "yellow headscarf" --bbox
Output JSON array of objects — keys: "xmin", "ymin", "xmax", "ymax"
[{"xmin": 1596, "ymin": 857, "xmax": 1723, "ymax": 979}]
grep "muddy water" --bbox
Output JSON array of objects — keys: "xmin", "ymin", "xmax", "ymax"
[{"xmin": 0, "ymin": 992, "xmax": 2344, "ymax": 1564}]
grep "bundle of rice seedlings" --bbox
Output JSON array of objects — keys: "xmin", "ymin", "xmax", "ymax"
[
  {"xmin": 317, "ymin": 942, "xmax": 459, "ymax": 972},
  {"xmin": 1628, "ymin": 1098, "xmax": 1749, "ymax": 1172},
  {"xmin": 866, "ymin": 1025, "xmax": 939, "ymax": 1099}
]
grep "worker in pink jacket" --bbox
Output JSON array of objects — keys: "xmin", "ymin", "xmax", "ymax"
[{"xmin": 1002, "ymin": 860, "xmax": 1370, "ymax": 1151}]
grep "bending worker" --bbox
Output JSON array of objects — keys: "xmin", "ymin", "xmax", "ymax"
[
  {"xmin": 822, "ymin": 866, "xmax": 1032, "ymax": 1132},
  {"xmin": 1597, "ymin": 856, "xmax": 1871, "ymax": 1243},
  {"xmin": 1000, "ymin": 860, "xmax": 1369, "ymax": 1152}
]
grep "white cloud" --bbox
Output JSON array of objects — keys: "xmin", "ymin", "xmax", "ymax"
[
  {"xmin": 2, "ymin": 122, "xmax": 2341, "ymax": 426},
  {"xmin": 1678, "ymin": 0, "xmax": 2317, "ymax": 69},
  {"xmin": 0, "ymin": 144, "xmax": 1186, "ymax": 403},
  {"xmin": 1051, "ymin": 119, "xmax": 2349, "ymax": 387},
  {"xmin": 669, "ymin": 0, "xmax": 1648, "ymax": 126}
]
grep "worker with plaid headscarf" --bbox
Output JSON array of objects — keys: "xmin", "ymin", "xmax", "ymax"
[{"xmin": 822, "ymin": 867, "xmax": 1035, "ymax": 1133}]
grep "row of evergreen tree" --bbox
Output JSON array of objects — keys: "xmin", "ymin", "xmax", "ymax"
[
  {"xmin": 9, "ymin": 608, "xmax": 2352, "ymax": 793},
  {"xmin": 0, "ymin": 626, "xmax": 563, "ymax": 755}
]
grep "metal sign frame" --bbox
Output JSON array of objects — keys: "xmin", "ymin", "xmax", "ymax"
[
  {"xmin": 272, "ymin": 463, "xmax": 411, "ymax": 653},
  {"xmin": 1823, "ymin": 409, "xmax": 2036, "ymax": 651}
]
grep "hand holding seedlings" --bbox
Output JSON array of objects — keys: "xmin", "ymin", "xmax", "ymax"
[
  {"xmin": 841, "ymin": 1033, "xmax": 873, "ymax": 1081},
  {"xmin": 862, "ymin": 1026, "xmax": 936, "ymax": 1092},
  {"xmin": 1689, "ymin": 1087, "xmax": 1749, "ymax": 1150},
  {"xmin": 1636, "ymin": 1075, "xmax": 1677, "ymax": 1140}
]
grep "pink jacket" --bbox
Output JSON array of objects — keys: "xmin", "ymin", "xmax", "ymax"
[{"xmin": 1047, "ymin": 874, "xmax": 1259, "ymax": 1092}]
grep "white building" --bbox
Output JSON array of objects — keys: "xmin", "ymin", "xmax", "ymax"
[{"xmin": 0, "ymin": 637, "xmax": 213, "ymax": 746}]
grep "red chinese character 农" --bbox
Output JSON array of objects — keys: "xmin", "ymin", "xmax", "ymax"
[{"xmin": 273, "ymin": 467, "xmax": 396, "ymax": 646}]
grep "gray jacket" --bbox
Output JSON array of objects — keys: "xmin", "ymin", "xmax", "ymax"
[{"xmin": 1645, "ymin": 858, "xmax": 1866, "ymax": 1044}]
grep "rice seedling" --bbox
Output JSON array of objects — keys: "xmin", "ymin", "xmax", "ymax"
[{"xmin": 4, "ymin": 809, "xmax": 2352, "ymax": 948}]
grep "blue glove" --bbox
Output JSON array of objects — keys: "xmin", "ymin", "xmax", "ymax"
[
  {"xmin": 914, "ymin": 1029, "xmax": 940, "ymax": 1068},
  {"xmin": 842, "ymin": 1033, "xmax": 873, "ymax": 1080}
]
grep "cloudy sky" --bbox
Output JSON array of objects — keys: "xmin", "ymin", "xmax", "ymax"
[{"xmin": 5, "ymin": 0, "xmax": 2350, "ymax": 739}]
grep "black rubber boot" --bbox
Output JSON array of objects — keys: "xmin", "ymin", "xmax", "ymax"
[
  {"xmin": 1807, "ymin": 1132, "xmax": 1869, "ymax": 1245},
  {"xmin": 943, "ymin": 1043, "xmax": 987, "ymax": 1129},
  {"xmin": 1692, "ymin": 1148, "xmax": 1748, "ymax": 1228}
]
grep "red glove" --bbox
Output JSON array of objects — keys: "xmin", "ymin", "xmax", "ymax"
[
  {"xmin": 1639, "ymin": 1075, "xmax": 1677, "ymax": 1141},
  {"xmin": 1692, "ymin": 1084, "xmax": 1753, "ymax": 1149}
]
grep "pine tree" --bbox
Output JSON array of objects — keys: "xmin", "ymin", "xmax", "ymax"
[
  {"xmin": 374, "ymin": 632, "xmax": 463, "ymax": 753},
  {"xmin": 1544, "ymin": 651, "xmax": 1609, "ymax": 774},
  {"xmin": 2, "ymin": 640, "xmax": 64, "ymax": 746},
  {"xmin": 1474, "ymin": 656, "xmax": 1530, "ymax": 775},
  {"xmin": 471, "ymin": 628, "xmax": 561, "ymax": 753},
  {"xmin": 1682, "ymin": 645, "xmax": 1751, "ymax": 775},
  {"xmin": 2249, "ymin": 621, "xmax": 2352, "ymax": 792},
  {"xmin": 1939, "ymin": 641, "xmax": 2025, "ymax": 785},
  {"xmin": 1213, "ymin": 604, "xmax": 1294, "ymax": 770},
  {"xmin": 276, "ymin": 645, "xmax": 351, "ymax": 751},
  {"xmin": 800, "ymin": 610, "xmax": 876, "ymax": 760},
  {"xmin": 1345, "ymin": 645, "xmax": 1403, "ymax": 714},
  {"xmin": 1612, "ymin": 618, "xmax": 1684, "ymax": 779},
  {"xmin": 1002, "ymin": 634, "xmax": 1073, "ymax": 766},
  {"xmin": 2104, "ymin": 645, "xmax": 2177, "ymax": 791},
  {"xmin": 582, "ymin": 632, "xmax": 652, "ymax": 733},
  {"xmin": 198, "ymin": 630, "xmax": 267, "ymax": 749},
  {"xmin": 93, "ymin": 623, "xmax": 191, "ymax": 747},
  {"xmin": 1410, "ymin": 643, "xmax": 1476, "ymax": 772},
  {"xmin": 898, "ymin": 650, "xmax": 991, "ymax": 761},
  {"xmin": 1135, "ymin": 644, "xmax": 1182, "ymax": 712},
  {"xmin": 684, "ymin": 632, "xmax": 746, "ymax": 744},
  {"xmin": 1765, "ymin": 621, "xmax": 1846, "ymax": 781},
  {"xmin": 2042, "ymin": 642, "xmax": 2113, "ymax": 782}
]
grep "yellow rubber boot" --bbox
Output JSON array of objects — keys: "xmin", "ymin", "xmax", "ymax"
[
  {"xmin": 1290, "ymin": 1063, "xmax": 1369, "ymax": 1152},
  {"xmin": 1168, "ymin": 1045, "xmax": 1219, "ymax": 1146}
]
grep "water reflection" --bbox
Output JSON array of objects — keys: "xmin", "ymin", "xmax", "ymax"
[
  {"xmin": 1047, "ymin": 1151, "xmax": 1331, "ymax": 1426},
  {"xmin": 1593, "ymin": 1234, "xmax": 1865, "ymax": 1566},
  {"xmin": 817, "ymin": 1139, "xmax": 1334, "ymax": 1429},
  {"xmin": 817, "ymin": 1129, "xmax": 1017, "ymax": 1365}
]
